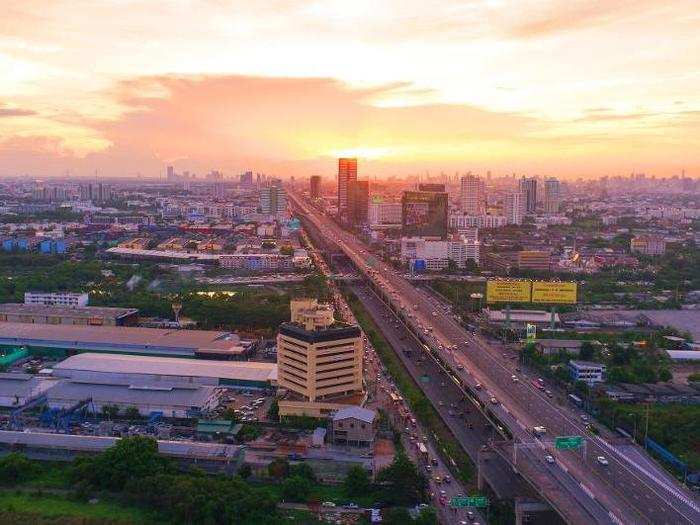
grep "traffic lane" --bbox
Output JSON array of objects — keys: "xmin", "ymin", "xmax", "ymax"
[{"xmin": 296, "ymin": 199, "xmax": 688, "ymax": 520}]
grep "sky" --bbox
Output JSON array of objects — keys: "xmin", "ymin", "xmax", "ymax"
[{"xmin": 0, "ymin": 0, "xmax": 699, "ymax": 179}]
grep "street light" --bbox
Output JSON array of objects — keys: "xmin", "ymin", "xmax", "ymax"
[{"xmin": 627, "ymin": 413, "xmax": 638, "ymax": 443}]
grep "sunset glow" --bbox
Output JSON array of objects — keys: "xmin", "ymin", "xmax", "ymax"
[{"xmin": 1, "ymin": 0, "xmax": 699, "ymax": 178}]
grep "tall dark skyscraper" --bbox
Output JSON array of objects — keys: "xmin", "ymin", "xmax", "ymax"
[
  {"xmin": 519, "ymin": 177, "xmax": 537, "ymax": 213},
  {"xmin": 401, "ymin": 190, "xmax": 448, "ymax": 239},
  {"xmin": 347, "ymin": 179, "xmax": 369, "ymax": 225},
  {"xmin": 337, "ymin": 157, "xmax": 357, "ymax": 212},
  {"xmin": 310, "ymin": 175, "xmax": 321, "ymax": 199}
]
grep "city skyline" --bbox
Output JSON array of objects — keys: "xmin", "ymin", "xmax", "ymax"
[{"xmin": 1, "ymin": 0, "xmax": 699, "ymax": 179}]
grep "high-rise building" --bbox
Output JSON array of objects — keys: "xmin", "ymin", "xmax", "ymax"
[
  {"xmin": 260, "ymin": 185, "xmax": 287, "ymax": 215},
  {"xmin": 310, "ymin": 175, "xmax": 322, "ymax": 199},
  {"xmin": 337, "ymin": 158, "xmax": 357, "ymax": 212},
  {"xmin": 277, "ymin": 299, "xmax": 363, "ymax": 416},
  {"xmin": 368, "ymin": 202, "xmax": 402, "ymax": 225},
  {"xmin": 544, "ymin": 178, "xmax": 561, "ymax": 214},
  {"xmin": 401, "ymin": 190, "xmax": 448, "ymax": 239},
  {"xmin": 166, "ymin": 165, "xmax": 174, "ymax": 181},
  {"xmin": 519, "ymin": 177, "xmax": 537, "ymax": 213},
  {"xmin": 460, "ymin": 174, "xmax": 485, "ymax": 215},
  {"xmin": 418, "ymin": 183, "xmax": 445, "ymax": 192},
  {"xmin": 505, "ymin": 191, "xmax": 525, "ymax": 225},
  {"xmin": 347, "ymin": 180, "xmax": 369, "ymax": 225},
  {"xmin": 240, "ymin": 171, "xmax": 253, "ymax": 186}
]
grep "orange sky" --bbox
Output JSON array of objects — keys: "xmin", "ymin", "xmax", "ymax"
[{"xmin": 1, "ymin": 0, "xmax": 699, "ymax": 179}]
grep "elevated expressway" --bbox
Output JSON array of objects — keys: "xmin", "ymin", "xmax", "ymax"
[{"xmin": 290, "ymin": 191, "xmax": 700, "ymax": 525}]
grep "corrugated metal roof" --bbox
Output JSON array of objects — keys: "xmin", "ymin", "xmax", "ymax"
[
  {"xmin": 332, "ymin": 406, "xmax": 376, "ymax": 423},
  {"xmin": 54, "ymin": 352, "xmax": 277, "ymax": 383}
]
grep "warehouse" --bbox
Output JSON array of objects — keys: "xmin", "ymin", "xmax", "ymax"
[
  {"xmin": 0, "ymin": 430, "xmax": 244, "ymax": 474},
  {"xmin": 0, "ymin": 373, "xmax": 57, "ymax": 408},
  {"xmin": 53, "ymin": 353, "xmax": 277, "ymax": 391},
  {"xmin": 46, "ymin": 379, "xmax": 223, "ymax": 418},
  {"xmin": 0, "ymin": 322, "xmax": 248, "ymax": 359},
  {"xmin": 0, "ymin": 304, "xmax": 139, "ymax": 327}
]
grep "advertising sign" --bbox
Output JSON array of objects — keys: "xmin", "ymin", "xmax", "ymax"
[
  {"xmin": 531, "ymin": 281, "xmax": 577, "ymax": 304},
  {"xmin": 486, "ymin": 280, "xmax": 531, "ymax": 303}
]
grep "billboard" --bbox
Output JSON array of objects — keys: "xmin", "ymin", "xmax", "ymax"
[
  {"xmin": 401, "ymin": 191, "xmax": 448, "ymax": 239},
  {"xmin": 486, "ymin": 280, "xmax": 531, "ymax": 303},
  {"xmin": 531, "ymin": 281, "xmax": 577, "ymax": 304}
]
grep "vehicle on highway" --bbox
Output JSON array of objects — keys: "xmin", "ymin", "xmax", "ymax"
[
  {"xmin": 511, "ymin": 375, "xmax": 518, "ymax": 382},
  {"xmin": 322, "ymin": 501, "xmax": 336, "ymax": 507},
  {"xmin": 597, "ymin": 456, "xmax": 609, "ymax": 466},
  {"xmin": 475, "ymin": 383, "xmax": 482, "ymax": 389},
  {"xmin": 533, "ymin": 425, "xmax": 547, "ymax": 436},
  {"xmin": 490, "ymin": 397, "xmax": 498, "ymax": 405},
  {"xmin": 545, "ymin": 454, "xmax": 555, "ymax": 464}
]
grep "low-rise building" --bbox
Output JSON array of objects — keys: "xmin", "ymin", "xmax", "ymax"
[
  {"xmin": 0, "ymin": 304, "xmax": 138, "ymax": 327},
  {"xmin": 24, "ymin": 291, "xmax": 89, "ymax": 307},
  {"xmin": 568, "ymin": 360, "xmax": 606, "ymax": 385},
  {"xmin": 517, "ymin": 250, "xmax": 551, "ymax": 271},
  {"xmin": 331, "ymin": 406, "xmax": 377, "ymax": 447},
  {"xmin": 534, "ymin": 339, "xmax": 583, "ymax": 357},
  {"xmin": 630, "ymin": 234, "xmax": 666, "ymax": 256}
]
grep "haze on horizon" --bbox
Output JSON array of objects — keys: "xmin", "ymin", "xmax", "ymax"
[{"xmin": 1, "ymin": 0, "xmax": 699, "ymax": 180}]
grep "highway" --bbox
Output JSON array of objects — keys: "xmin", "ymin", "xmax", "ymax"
[{"xmin": 290, "ymin": 190, "xmax": 700, "ymax": 525}]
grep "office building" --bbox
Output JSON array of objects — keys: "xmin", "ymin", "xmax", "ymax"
[
  {"xmin": 368, "ymin": 202, "xmax": 402, "ymax": 226},
  {"xmin": 277, "ymin": 300, "xmax": 363, "ymax": 417},
  {"xmin": 519, "ymin": 177, "xmax": 538, "ymax": 213},
  {"xmin": 240, "ymin": 170, "xmax": 253, "ymax": 186},
  {"xmin": 630, "ymin": 235, "xmax": 666, "ymax": 256},
  {"xmin": 259, "ymin": 185, "xmax": 287, "ymax": 215},
  {"xmin": 505, "ymin": 191, "xmax": 525, "ymax": 225},
  {"xmin": 337, "ymin": 158, "xmax": 357, "ymax": 212},
  {"xmin": 568, "ymin": 361, "xmax": 606, "ymax": 385},
  {"xmin": 166, "ymin": 165, "xmax": 175, "ymax": 181},
  {"xmin": 460, "ymin": 174, "xmax": 486, "ymax": 215},
  {"xmin": 25, "ymin": 291, "xmax": 89, "ymax": 307},
  {"xmin": 401, "ymin": 190, "xmax": 448, "ymax": 239},
  {"xmin": 544, "ymin": 178, "xmax": 561, "ymax": 214},
  {"xmin": 449, "ymin": 214, "xmax": 507, "ymax": 230},
  {"xmin": 347, "ymin": 180, "xmax": 369, "ymax": 225},
  {"xmin": 418, "ymin": 183, "xmax": 445, "ymax": 192},
  {"xmin": 400, "ymin": 235, "xmax": 480, "ymax": 270},
  {"xmin": 310, "ymin": 175, "xmax": 322, "ymax": 199}
]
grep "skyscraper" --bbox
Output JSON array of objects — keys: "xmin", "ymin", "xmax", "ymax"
[
  {"xmin": 519, "ymin": 177, "xmax": 537, "ymax": 213},
  {"xmin": 460, "ymin": 174, "xmax": 485, "ymax": 215},
  {"xmin": 505, "ymin": 191, "xmax": 525, "ymax": 225},
  {"xmin": 240, "ymin": 171, "xmax": 253, "ymax": 186},
  {"xmin": 544, "ymin": 178, "xmax": 561, "ymax": 214},
  {"xmin": 260, "ymin": 184, "xmax": 287, "ymax": 215},
  {"xmin": 337, "ymin": 158, "xmax": 357, "ymax": 212},
  {"xmin": 310, "ymin": 175, "xmax": 322, "ymax": 199},
  {"xmin": 347, "ymin": 179, "xmax": 369, "ymax": 225},
  {"xmin": 166, "ymin": 165, "xmax": 174, "ymax": 181}
]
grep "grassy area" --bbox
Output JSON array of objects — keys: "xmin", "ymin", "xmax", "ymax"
[
  {"xmin": 0, "ymin": 492, "xmax": 157, "ymax": 524},
  {"xmin": 343, "ymin": 286, "xmax": 475, "ymax": 486}
]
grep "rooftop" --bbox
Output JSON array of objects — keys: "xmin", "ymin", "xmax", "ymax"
[
  {"xmin": 54, "ymin": 352, "xmax": 277, "ymax": 383},
  {"xmin": 332, "ymin": 406, "xmax": 376, "ymax": 423},
  {"xmin": 279, "ymin": 322, "xmax": 361, "ymax": 344},
  {"xmin": 0, "ymin": 322, "xmax": 244, "ymax": 357},
  {"xmin": 0, "ymin": 303, "xmax": 138, "ymax": 320}
]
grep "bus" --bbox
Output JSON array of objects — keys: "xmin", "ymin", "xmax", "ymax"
[{"xmin": 568, "ymin": 393, "xmax": 583, "ymax": 407}]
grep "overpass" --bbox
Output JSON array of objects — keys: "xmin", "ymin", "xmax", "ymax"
[{"xmin": 290, "ymin": 190, "xmax": 700, "ymax": 525}]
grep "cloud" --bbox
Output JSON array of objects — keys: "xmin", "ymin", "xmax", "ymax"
[{"xmin": 0, "ymin": 105, "xmax": 36, "ymax": 117}]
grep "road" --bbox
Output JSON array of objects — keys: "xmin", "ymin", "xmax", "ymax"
[{"xmin": 290, "ymin": 191, "xmax": 700, "ymax": 525}]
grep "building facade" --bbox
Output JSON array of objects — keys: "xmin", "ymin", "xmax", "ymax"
[
  {"xmin": 337, "ymin": 158, "xmax": 357, "ymax": 212},
  {"xmin": 519, "ymin": 177, "xmax": 537, "ymax": 213},
  {"xmin": 544, "ymin": 178, "xmax": 561, "ymax": 215},
  {"xmin": 24, "ymin": 291, "xmax": 89, "ymax": 307},
  {"xmin": 460, "ymin": 174, "xmax": 486, "ymax": 215}
]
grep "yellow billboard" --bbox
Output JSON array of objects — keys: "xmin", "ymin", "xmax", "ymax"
[
  {"xmin": 531, "ymin": 281, "xmax": 577, "ymax": 304},
  {"xmin": 486, "ymin": 280, "xmax": 531, "ymax": 303}
]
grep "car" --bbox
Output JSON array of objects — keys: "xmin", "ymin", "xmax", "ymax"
[
  {"xmin": 511, "ymin": 375, "xmax": 518, "ymax": 382},
  {"xmin": 321, "ymin": 501, "xmax": 336, "ymax": 507},
  {"xmin": 490, "ymin": 397, "xmax": 498, "ymax": 405},
  {"xmin": 444, "ymin": 475, "xmax": 451, "ymax": 483},
  {"xmin": 597, "ymin": 456, "xmax": 609, "ymax": 466},
  {"xmin": 581, "ymin": 414, "xmax": 589, "ymax": 422},
  {"xmin": 466, "ymin": 511, "xmax": 475, "ymax": 520},
  {"xmin": 475, "ymin": 383, "xmax": 482, "ymax": 390},
  {"xmin": 545, "ymin": 390, "xmax": 553, "ymax": 398},
  {"xmin": 345, "ymin": 502, "xmax": 359, "ymax": 509},
  {"xmin": 545, "ymin": 455, "xmax": 555, "ymax": 463}
]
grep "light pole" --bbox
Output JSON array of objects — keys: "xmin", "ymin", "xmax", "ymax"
[{"xmin": 628, "ymin": 413, "xmax": 638, "ymax": 443}]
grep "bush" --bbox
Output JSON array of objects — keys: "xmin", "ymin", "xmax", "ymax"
[{"xmin": 0, "ymin": 454, "xmax": 37, "ymax": 485}]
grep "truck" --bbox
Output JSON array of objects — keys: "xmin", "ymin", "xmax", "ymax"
[
  {"xmin": 417, "ymin": 442, "xmax": 429, "ymax": 463},
  {"xmin": 533, "ymin": 426, "xmax": 547, "ymax": 436}
]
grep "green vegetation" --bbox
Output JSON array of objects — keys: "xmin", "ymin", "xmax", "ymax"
[
  {"xmin": 596, "ymin": 401, "xmax": 700, "ymax": 472},
  {"xmin": 343, "ymin": 286, "xmax": 475, "ymax": 486}
]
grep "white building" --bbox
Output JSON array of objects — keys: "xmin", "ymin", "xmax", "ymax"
[
  {"xmin": 400, "ymin": 236, "xmax": 479, "ymax": 270},
  {"xmin": 449, "ymin": 214, "xmax": 507, "ymax": 230},
  {"xmin": 568, "ymin": 360, "xmax": 606, "ymax": 385},
  {"xmin": 460, "ymin": 174, "xmax": 486, "ymax": 215},
  {"xmin": 259, "ymin": 185, "xmax": 287, "ymax": 215},
  {"xmin": 24, "ymin": 291, "xmax": 89, "ymax": 307},
  {"xmin": 505, "ymin": 191, "xmax": 525, "ymax": 225},
  {"xmin": 368, "ymin": 202, "xmax": 402, "ymax": 226}
]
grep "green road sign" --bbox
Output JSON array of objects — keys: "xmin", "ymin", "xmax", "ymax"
[
  {"xmin": 555, "ymin": 435, "xmax": 584, "ymax": 450},
  {"xmin": 419, "ymin": 374, "xmax": 430, "ymax": 383},
  {"xmin": 450, "ymin": 496, "xmax": 488, "ymax": 508}
]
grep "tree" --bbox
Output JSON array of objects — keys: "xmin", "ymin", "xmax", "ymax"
[
  {"xmin": 375, "ymin": 452, "xmax": 427, "ymax": 506},
  {"xmin": 289, "ymin": 462, "xmax": 316, "ymax": 482},
  {"xmin": 344, "ymin": 465, "xmax": 371, "ymax": 497},
  {"xmin": 281, "ymin": 475, "xmax": 312, "ymax": 502},
  {"xmin": 268, "ymin": 458, "xmax": 290, "ymax": 481},
  {"xmin": 238, "ymin": 464, "xmax": 253, "ymax": 480},
  {"xmin": 102, "ymin": 404, "xmax": 120, "ymax": 420},
  {"xmin": 579, "ymin": 341, "xmax": 595, "ymax": 360},
  {"xmin": 383, "ymin": 507, "xmax": 412, "ymax": 524},
  {"xmin": 267, "ymin": 399, "xmax": 279, "ymax": 421},
  {"xmin": 0, "ymin": 453, "xmax": 37, "ymax": 484},
  {"xmin": 73, "ymin": 436, "xmax": 173, "ymax": 491},
  {"xmin": 414, "ymin": 507, "xmax": 438, "ymax": 525},
  {"xmin": 124, "ymin": 406, "xmax": 141, "ymax": 421},
  {"xmin": 658, "ymin": 368, "xmax": 672, "ymax": 382}
]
